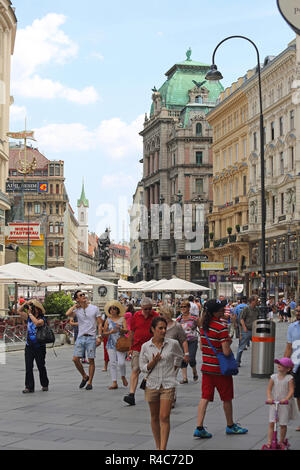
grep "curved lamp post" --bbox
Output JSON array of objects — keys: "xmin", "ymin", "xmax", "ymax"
[{"xmin": 205, "ymin": 35, "xmax": 267, "ymax": 319}]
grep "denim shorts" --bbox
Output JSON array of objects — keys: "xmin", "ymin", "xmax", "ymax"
[{"xmin": 74, "ymin": 336, "xmax": 96, "ymax": 359}]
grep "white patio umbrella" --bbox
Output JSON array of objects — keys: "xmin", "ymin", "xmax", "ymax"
[
  {"xmin": 46, "ymin": 267, "xmax": 116, "ymax": 287},
  {"xmin": 118, "ymin": 279, "xmax": 137, "ymax": 291},
  {"xmin": 0, "ymin": 262, "xmax": 68, "ymax": 286},
  {"xmin": 142, "ymin": 277, "xmax": 210, "ymax": 292}
]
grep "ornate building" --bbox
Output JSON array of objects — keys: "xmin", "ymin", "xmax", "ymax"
[
  {"xmin": 204, "ymin": 74, "xmax": 251, "ymax": 298},
  {"xmin": 140, "ymin": 50, "xmax": 223, "ymax": 284},
  {"xmin": 64, "ymin": 203, "xmax": 79, "ymax": 271},
  {"xmin": 7, "ymin": 145, "xmax": 68, "ymax": 268},
  {"xmin": 244, "ymin": 38, "xmax": 300, "ymax": 301}
]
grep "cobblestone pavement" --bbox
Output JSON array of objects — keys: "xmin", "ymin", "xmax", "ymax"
[{"xmin": 0, "ymin": 321, "xmax": 299, "ymax": 450}]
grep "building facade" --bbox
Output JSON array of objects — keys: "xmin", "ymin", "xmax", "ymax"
[
  {"xmin": 7, "ymin": 145, "xmax": 68, "ymax": 268},
  {"xmin": 130, "ymin": 181, "xmax": 143, "ymax": 281},
  {"xmin": 244, "ymin": 39, "xmax": 300, "ymax": 301},
  {"xmin": 64, "ymin": 203, "xmax": 79, "ymax": 271},
  {"xmin": 204, "ymin": 74, "xmax": 251, "ymax": 298},
  {"xmin": 77, "ymin": 180, "xmax": 89, "ymax": 253},
  {"xmin": 140, "ymin": 51, "xmax": 223, "ymax": 284}
]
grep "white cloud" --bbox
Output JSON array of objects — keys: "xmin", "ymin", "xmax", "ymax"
[
  {"xmin": 11, "ymin": 13, "xmax": 99, "ymax": 105},
  {"xmin": 34, "ymin": 114, "xmax": 144, "ymax": 159},
  {"xmin": 10, "ymin": 104, "xmax": 27, "ymax": 122}
]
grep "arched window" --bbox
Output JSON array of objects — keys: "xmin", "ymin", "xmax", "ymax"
[
  {"xmin": 196, "ymin": 123, "xmax": 202, "ymax": 136},
  {"xmin": 49, "ymin": 243, "xmax": 53, "ymax": 257},
  {"xmin": 195, "ymin": 95, "xmax": 203, "ymax": 103}
]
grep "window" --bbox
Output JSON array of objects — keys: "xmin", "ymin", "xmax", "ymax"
[
  {"xmin": 280, "ymin": 193, "xmax": 284, "ymax": 214},
  {"xmin": 289, "ymin": 147, "xmax": 294, "ymax": 170},
  {"xmin": 49, "ymin": 243, "xmax": 53, "ymax": 257},
  {"xmin": 271, "ymin": 121, "xmax": 275, "ymax": 141},
  {"xmin": 56, "ymin": 203, "xmax": 59, "ymax": 215},
  {"xmin": 243, "ymin": 138, "xmax": 247, "ymax": 158},
  {"xmin": 56, "ymin": 184, "xmax": 59, "ymax": 194},
  {"xmin": 50, "ymin": 184, "xmax": 53, "ymax": 194},
  {"xmin": 223, "ymin": 184, "xmax": 227, "ymax": 204},
  {"xmin": 253, "ymin": 132, "xmax": 257, "ymax": 150},
  {"xmin": 279, "ymin": 116, "xmax": 283, "ymax": 136},
  {"xmin": 195, "ymin": 96, "xmax": 202, "ymax": 104},
  {"xmin": 55, "ymin": 223, "xmax": 59, "ymax": 233},
  {"xmin": 272, "ymin": 196, "xmax": 276, "ymax": 222},
  {"xmin": 34, "ymin": 203, "xmax": 40, "ymax": 214},
  {"xmin": 49, "ymin": 164, "xmax": 54, "ymax": 176},
  {"xmin": 49, "ymin": 204, "xmax": 53, "ymax": 215},
  {"xmin": 196, "ymin": 123, "xmax": 202, "ymax": 136},
  {"xmin": 27, "ymin": 202, "xmax": 32, "ymax": 214},
  {"xmin": 253, "ymin": 165, "xmax": 256, "ymax": 184},
  {"xmin": 223, "ymin": 150, "xmax": 226, "ymax": 168},
  {"xmin": 55, "ymin": 164, "xmax": 60, "ymax": 176},
  {"xmin": 228, "ymin": 147, "xmax": 232, "ymax": 165},
  {"xmin": 195, "ymin": 178, "xmax": 204, "ymax": 193},
  {"xmin": 243, "ymin": 175, "xmax": 247, "ymax": 196},
  {"xmin": 81, "ymin": 211, "xmax": 84, "ymax": 222},
  {"xmin": 49, "ymin": 223, "xmax": 54, "ymax": 233},
  {"xmin": 235, "ymin": 143, "xmax": 239, "ymax": 161},
  {"xmin": 270, "ymin": 156, "xmax": 273, "ymax": 177},
  {"xmin": 280, "ymin": 152, "xmax": 284, "ymax": 175},
  {"xmin": 290, "ymin": 110, "xmax": 295, "ymax": 130},
  {"xmin": 196, "ymin": 151, "xmax": 203, "ymax": 165}
]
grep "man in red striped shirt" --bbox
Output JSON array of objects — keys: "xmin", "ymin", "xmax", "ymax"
[{"xmin": 193, "ymin": 299, "xmax": 248, "ymax": 439}]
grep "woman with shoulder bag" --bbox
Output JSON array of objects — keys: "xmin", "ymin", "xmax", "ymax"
[
  {"xmin": 139, "ymin": 316, "xmax": 183, "ymax": 450},
  {"xmin": 194, "ymin": 299, "xmax": 248, "ymax": 439},
  {"xmin": 18, "ymin": 299, "xmax": 49, "ymax": 394},
  {"xmin": 102, "ymin": 300, "xmax": 128, "ymax": 390}
]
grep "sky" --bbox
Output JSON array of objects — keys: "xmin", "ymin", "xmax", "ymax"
[{"xmin": 9, "ymin": 0, "xmax": 295, "ymax": 242}]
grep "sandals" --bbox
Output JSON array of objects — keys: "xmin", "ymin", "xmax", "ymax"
[
  {"xmin": 109, "ymin": 384, "xmax": 118, "ymax": 390},
  {"xmin": 180, "ymin": 379, "xmax": 188, "ymax": 384}
]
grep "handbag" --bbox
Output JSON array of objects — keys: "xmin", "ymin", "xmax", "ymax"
[
  {"xmin": 36, "ymin": 318, "xmax": 56, "ymax": 345},
  {"xmin": 116, "ymin": 335, "xmax": 131, "ymax": 353},
  {"xmin": 140, "ymin": 343, "xmax": 166, "ymax": 390},
  {"xmin": 204, "ymin": 331, "xmax": 238, "ymax": 376}
]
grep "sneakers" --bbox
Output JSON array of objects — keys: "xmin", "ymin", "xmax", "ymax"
[
  {"xmin": 123, "ymin": 394, "xmax": 135, "ymax": 406},
  {"xmin": 79, "ymin": 376, "xmax": 89, "ymax": 389},
  {"xmin": 226, "ymin": 423, "xmax": 248, "ymax": 435},
  {"xmin": 193, "ymin": 427, "xmax": 212, "ymax": 439}
]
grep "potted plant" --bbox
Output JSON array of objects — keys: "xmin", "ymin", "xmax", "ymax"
[
  {"xmin": 227, "ymin": 227, "xmax": 232, "ymax": 235},
  {"xmin": 235, "ymin": 224, "xmax": 240, "ymax": 233}
]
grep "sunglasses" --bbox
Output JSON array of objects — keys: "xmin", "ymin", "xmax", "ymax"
[
  {"xmin": 181, "ymin": 305, "xmax": 189, "ymax": 308},
  {"xmin": 110, "ymin": 306, "xmax": 119, "ymax": 310},
  {"xmin": 78, "ymin": 293, "xmax": 86, "ymax": 298}
]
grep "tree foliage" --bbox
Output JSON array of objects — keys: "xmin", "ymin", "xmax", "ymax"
[{"xmin": 43, "ymin": 291, "xmax": 74, "ymax": 319}]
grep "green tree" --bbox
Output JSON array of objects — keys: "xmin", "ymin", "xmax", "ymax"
[{"xmin": 43, "ymin": 291, "xmax": 74, "ymax": 319}]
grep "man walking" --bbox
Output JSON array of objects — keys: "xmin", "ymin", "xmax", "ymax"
[
  {"xmin": 284, "ymin": 305, "xmax": 300, "ymax": 431},
  {"xmin": 66, "ymin": 291, "xmax": 102, "ymax": 390},
  {"xmin": 236, "ymin": 295, "xmax": 260, "ymax": 367},
  {"xmin": 123, "ymin": 297, "xmax": 159, "ymax": 406}
]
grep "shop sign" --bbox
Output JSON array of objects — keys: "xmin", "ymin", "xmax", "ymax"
[
  {"xmin": 277, "ymin": 0, "xmax": 300, "ymax": 34},
  {"xmin": 7, "ymin": 223, "xmax": 41, "ymax": 241},
  {"xmin": 201, "ymin": 262, "xmax": 224, "ymax": 271}
]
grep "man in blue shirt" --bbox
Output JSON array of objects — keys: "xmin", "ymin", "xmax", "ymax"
[
  {"xmin": 284, "ymin": 306, "xmax": 300, "ymax": 431},
  {"xmin": 233, "ymin": 297, "xmax": 248, "ymax": 339}
]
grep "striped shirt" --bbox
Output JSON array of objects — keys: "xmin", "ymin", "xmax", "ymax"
[{"xmin": 200, "ymin": 318, "xmax": 230, "ymax": 375}]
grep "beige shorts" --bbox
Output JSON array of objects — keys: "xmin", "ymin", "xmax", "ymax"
[
  {"xmin": 131, "ymin": 351, "xmax": 140, "ymax": 372},
  {"xmin": 145, "ymin": 385, "xmax": 175, "ymax": 403}
]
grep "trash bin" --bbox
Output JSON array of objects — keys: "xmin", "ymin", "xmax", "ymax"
[{"xmin": 251, "ymin": 319, "xmax": 276, "ymax": 378}]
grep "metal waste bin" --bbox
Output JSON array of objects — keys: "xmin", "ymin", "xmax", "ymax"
[{"xmin": 251, "ymin": 319, "xmax": 276, "ymax": 378}]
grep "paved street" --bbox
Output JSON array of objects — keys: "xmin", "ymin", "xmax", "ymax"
[{"xmin": 0, "ymin": 321, "xmax": 299, "ymax": 451}]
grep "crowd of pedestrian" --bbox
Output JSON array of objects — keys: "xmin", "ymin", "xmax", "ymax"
[{"xmin": 16, "ymin": 289, "xmax": 300, "ymax": 450}]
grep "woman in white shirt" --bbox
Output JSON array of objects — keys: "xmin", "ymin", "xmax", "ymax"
[{"xmin": 139, "ymin": 316, "xmax": 183, "ymax": 450}]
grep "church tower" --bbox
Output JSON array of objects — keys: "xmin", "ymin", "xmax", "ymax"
[{"xmin": 77, "ymin": 179, "xmax": 89, "ymax": 253}]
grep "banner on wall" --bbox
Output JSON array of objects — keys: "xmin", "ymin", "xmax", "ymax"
[{"xmin": 18, "ymin": 246, "xmax": 45, "ymax": 266}]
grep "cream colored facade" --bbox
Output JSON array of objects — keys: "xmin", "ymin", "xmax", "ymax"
[
  {"xmin": 243, "ymin": 39, "xmax": 300, "ymax": 300},
  {"xmin": 64, "ymin": 203, "xmax": 79, "ymax": 271},
  {"xmin": 204, "ymin": 76, "xmax": 250, "ymax": 297},
  {"xmin": 130, "ymin": 182, "xmax": 143, "ymax": 281},
  {"xmin": 0, "ymin": 1, "xmax": 16, "ymax": 313}
]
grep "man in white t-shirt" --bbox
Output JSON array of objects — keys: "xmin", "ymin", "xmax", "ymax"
[
  {"xmin": 66, "ymin": 291, "xmax": 102, "ymax": 390},
  {"xmin": 189, "ymin": 296, "xmax": 199, "ymax": 317}
]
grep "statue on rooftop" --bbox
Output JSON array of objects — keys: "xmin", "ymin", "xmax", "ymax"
[{"xmin": 186, "ymin": 47, "xmax": 192, "ymax": 61}]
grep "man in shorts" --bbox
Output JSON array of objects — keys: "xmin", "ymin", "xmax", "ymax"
[
  {"xmin": 123, "ymin": 297, "xmax": 159, "ymax": 406},
  {"xmin": 66, "ymin": 290, "xmax": 102, "ymax": 390},
  {"xmin": 284, "ymin": 305, "xmax": 300, "ymax": 431}
]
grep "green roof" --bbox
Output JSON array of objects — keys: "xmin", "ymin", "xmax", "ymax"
[
  {"xmin": 77, "ymin": 181, "xmax": 89, "ymax": 208},
  {"xmin": 150, "ymin": 52, "xmax": 223, "ymax": 115}
]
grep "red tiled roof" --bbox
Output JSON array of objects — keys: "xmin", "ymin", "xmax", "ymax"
[{"xmin": 9, "ymin": 147, "xmax": 49, "ymax": 170}]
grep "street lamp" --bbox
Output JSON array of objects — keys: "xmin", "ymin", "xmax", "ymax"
[{"xmin": 205, "ymin": 35, "xmax": 267, "ymax": 319}]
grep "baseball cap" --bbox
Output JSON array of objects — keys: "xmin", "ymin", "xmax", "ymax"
[{"xmin": 274, "ymin": 358, "xmax": 294, "ymax": 369}]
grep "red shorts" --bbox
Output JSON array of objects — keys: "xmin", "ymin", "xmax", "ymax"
[{"xmin": 202, "ymin": 373, "xmax": 234, "ymax": 402}]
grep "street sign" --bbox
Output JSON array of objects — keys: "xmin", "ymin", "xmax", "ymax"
[
  {"xmin": 201, "ymin": 262, "xmax": 224, "ymax": 270},
  {"xmin": 7, "ymin": 223, "xmax": 41, "ymax": 241},
  {"xmin": 277, "ymin": 0, "xmax": 300, "ymax": 35}
]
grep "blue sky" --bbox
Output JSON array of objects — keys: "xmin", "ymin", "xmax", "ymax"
[{"xmin": 9, "ymin": 0, "xmax": 295, "ymax": 241}]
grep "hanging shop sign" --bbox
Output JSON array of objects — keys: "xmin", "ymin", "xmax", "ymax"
[{"xmin": 6, "ymin": 181, "xmax": 49, "ymax": 193}]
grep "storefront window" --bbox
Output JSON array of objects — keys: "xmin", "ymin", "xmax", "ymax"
[
  {"xmin": 278, "ymin": 238, "xmax": 286, "ymax": 263},
  {"xmin": 288, "ymin": 235, "xmax": 297, "ymax": 260}
]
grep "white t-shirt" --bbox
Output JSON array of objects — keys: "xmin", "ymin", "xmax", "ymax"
[
  {"xmin": 189, "ymin": 301, "xmax": 199, "ymax": 317},
  {"xmin": 75, "ymin": 304, "xmax": 101, "ymax": 338}
]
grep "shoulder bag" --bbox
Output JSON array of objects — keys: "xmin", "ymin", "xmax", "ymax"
[
  {"xmin": 116, "ymin": 335, "xmax": 131, "ymax": 352},
  {"xmin": 36, "ymin": 317, "xmax": 56, "ymax": 345},
  {"xmin": 203, "ymin": 330, "xmax": 238, "ymax": 376}
]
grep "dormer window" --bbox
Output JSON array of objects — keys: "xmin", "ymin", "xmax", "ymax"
[
  {"xmin": 196, "ymin": 123, "xmax": 202, "ymax": 136},
  {"xmin": 195, "ymin": 95, "xmax": 203, "ymax": 103}
]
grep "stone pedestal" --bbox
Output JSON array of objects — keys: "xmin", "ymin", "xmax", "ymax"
[{"xmin": 92, "ymin": 271, "xmax": 120, "ymax": 311}]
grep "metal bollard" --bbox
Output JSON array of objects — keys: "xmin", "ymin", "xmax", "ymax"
[{"xmin": 251, "ymin": 319, "xmax": 276, "ymax": 378}]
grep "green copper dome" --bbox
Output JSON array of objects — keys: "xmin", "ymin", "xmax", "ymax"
[{"xmin": 150, "ymin": 50, "xmax": 223, "ymax": 115}]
